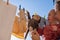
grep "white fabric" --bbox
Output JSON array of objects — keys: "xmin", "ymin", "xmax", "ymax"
[
  {"xmin": 0, "ymin": 1, "xmax": 17, "ymax": 40},
  {"xmin": 11, "ymin": 34, "xmax": 45, "ymax": 40},
  {"xmin": 40, "ymin": 35, "xmax": 45, "ymax": 40},
  {"xmin": 11, "ymin": 35, "xmax": 24, "ymax": 40}
]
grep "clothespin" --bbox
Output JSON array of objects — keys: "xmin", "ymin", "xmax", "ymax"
[
  {"xmin": 7, "ymin": 0, "xmax": 9, "ymax": 5},
  {"xmin": 23, "ymin": 8, "xmax": 25, "ymax": 11},
  {"xmin": 34, "ymin": 12, "xmax": 37, "ymax": 15},
  {"xmin": 53, "ymin": 0, "xmax": 55, "ymax": 5},
  {"xmin": 19, "ymin": 5, "xmax": 21, "ymax": 10},
  {"xmin": 44, "ymin": 15, "xmax": 46, "ymax": 19},
  {"xmin": 44, "ymin": 15, "xmax": 46, "ymax": 25}
]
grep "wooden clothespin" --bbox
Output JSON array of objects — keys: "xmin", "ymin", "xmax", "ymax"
[
  {"xmin": 53, "ymin": 0, "xmax": 55, "ymax": 5},
  {"xmin": 44, "ymin": 15, "xmax": 46, "ymax": 25},
  {"xmin": 7, "ymin": 0, "xmax": 9, "ymax": 5},
  {"xmin": 19, "ymin": 5, "xmax": 21, "ymax": 10}
]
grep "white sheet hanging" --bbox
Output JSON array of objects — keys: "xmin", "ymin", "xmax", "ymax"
[{"xmin": 0, "ymin": 1, "xmax": 17, "ymax": 40}]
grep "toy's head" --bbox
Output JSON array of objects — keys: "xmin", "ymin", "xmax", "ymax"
[
  {"xmin": 32, "ymin": 15, "xmax": 41, "ymax": 24},
  {"xmin": 48, "ymin": 9, "xmax": 56, "ymax": 23}
]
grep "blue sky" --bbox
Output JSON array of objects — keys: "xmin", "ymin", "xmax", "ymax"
[
  {"xmin": 8, "ymin": 0, "xmax": 54, "ymax": 40},
  {"xmin": 9, "ymin": 0, "xmax": 54, "ymax": 18}
]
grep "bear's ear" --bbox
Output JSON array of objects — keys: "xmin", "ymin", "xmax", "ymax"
[{"xmin": 38, "ymin": 17, "xmax": 41, "ymax": 23}]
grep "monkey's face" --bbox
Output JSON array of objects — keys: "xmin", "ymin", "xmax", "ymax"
[
  {"xmin": 48, "ymin": 9, "xmax": 56, "ymax": 23},
  {"xmin": 29, "ymin": 26, "xmax": 33, "ymax": 32}
]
